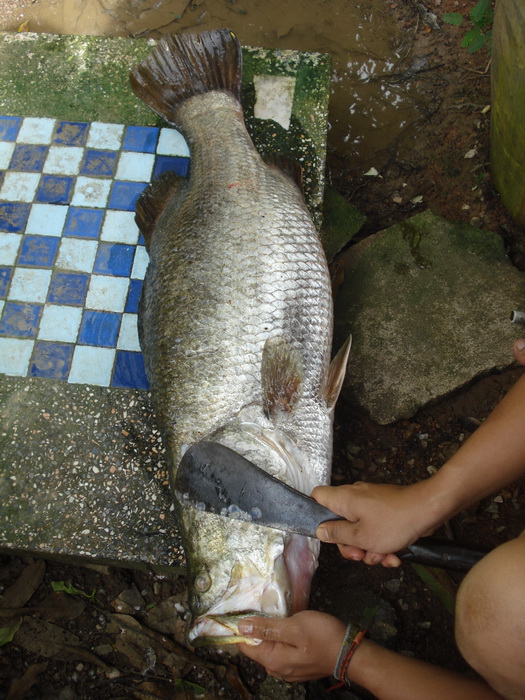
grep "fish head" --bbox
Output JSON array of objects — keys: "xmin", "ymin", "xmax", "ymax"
[
  {"xmin": 176, "ymin": 417, "xmax": 319, "ymax": 646},
  {"xmin": 182, "ymin": 512, "xmax": 291, "ymax": 646}
]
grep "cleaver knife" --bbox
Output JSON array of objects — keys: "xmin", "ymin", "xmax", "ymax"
[{"xmin": 175, "ymin": 440, "xmax": 486, "ymax": 572}]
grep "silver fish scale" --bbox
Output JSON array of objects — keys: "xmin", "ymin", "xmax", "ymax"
[{"xmin": 139, "ymin": 91, "xmax": 334, "ymax": 485}]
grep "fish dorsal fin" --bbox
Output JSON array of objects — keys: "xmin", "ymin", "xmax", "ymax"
[
  {"xmin": 261, "ymin": 336, "xmax": 303, "ymax": 417},
  {"xmin": 325, "ymin": 335, "xmax": 352, "ymax": 410},
  {"xmin": 135, "ymin": 171, "xmax": 186, "ymax": 250}
]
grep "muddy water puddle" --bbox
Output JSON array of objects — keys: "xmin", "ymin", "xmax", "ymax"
[{"xmin": 5, "ymin": 0, "xmax": 424, "ymax": 174}]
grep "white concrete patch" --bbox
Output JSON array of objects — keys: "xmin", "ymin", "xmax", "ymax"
[{"xmin": 253, "ymin": 75, "xmax": 296, "ymax": 130}]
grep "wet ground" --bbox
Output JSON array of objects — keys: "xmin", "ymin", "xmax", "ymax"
[{"xmin": 1, "ymin": 0, "xmax": 524, "ymax": 699}]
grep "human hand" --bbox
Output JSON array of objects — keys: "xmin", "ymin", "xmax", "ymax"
[
  {"xmin": 312, "ymin": 481, "xmax": 438, "ymax": 566},
  {"xmin": 237, "ymin": 611, "xmax": 346, "ymax": 682}
]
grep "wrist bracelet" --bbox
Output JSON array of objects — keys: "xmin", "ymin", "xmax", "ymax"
[{"xmin": 332, "ymin": 622, "xmax": 367, "ymax": 686}]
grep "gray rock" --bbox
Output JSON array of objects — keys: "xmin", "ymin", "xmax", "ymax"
[{"xmin": 334, "ymin": 210, "xmax": 524, "ymax": 423}]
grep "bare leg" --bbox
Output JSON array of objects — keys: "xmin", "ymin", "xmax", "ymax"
[{"xmin": 456, "ymin": 531, "xmax": 525, "ymax": 700}]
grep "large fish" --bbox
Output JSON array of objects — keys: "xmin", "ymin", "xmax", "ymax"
[{"xmin": 130, "ymin": 29, "xmax": 350, "ymax": 645}]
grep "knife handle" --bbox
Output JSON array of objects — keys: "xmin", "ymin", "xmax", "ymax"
[{"xmin": 397, "ymin": 538, "xmax": 486, "ymax": 572}]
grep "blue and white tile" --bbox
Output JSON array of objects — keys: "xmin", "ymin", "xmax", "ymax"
[
  {"xmin": 25, "ymin": 203, "xmax": 69, "ymax": 238},
  {"xmin": 0, "ymin": 116, "xmax": 190, "ymax": 389},
  {"xmin": 85, "ymin": 274, "xmax": 129, "ymax": 313},
  {"xmin": 101, "ymin": 210, "xmax": 140, "ymax": 244},
  {"xmin": 56, "ymin": 238, "xmax": 98, "ymax": 273},
  {"xmin": 64, "ymin": 207, "xmax": 103, "ymax": 239},
  {"xmin": 86, "ymin": 122, "xmax": 124, "ymax": 150},
  {"xmin": 0, "ymin": 141, "xmax": 15, "ymax": 168},
  {"xmin": 44, "ymin": 145, "xmax": 84, "ymax": 175},
  {"xmin": 30, "ymin": 341, "xmax": 74, "ymax": 381},
  {"xmin": 116, "ymin": 151, "xmax": 155, "ymax": 182},
  {"xmin": 17, "ymin": 235, "xmax": 59, "ymax": 267},
  {"xmin": 157, "ymin": 127, "xmax": 189, "ymax": 157},
  {"xmin": 8, "ymin": 268, "xmax": 52, "ymax": 303},
  {"xmin": 117, "ymin": 313, "xmax": 140, "ymax": 351},
  {"xmin": 0, "ymin": 172, "xmax": 41, "ymax": 202},
  {"xmin": 71, "ymin": 176, "xmax": 112, "ymax": 208},
  {"xmin": 0, "ymin": 233, "xmax": 22, "ymax": 265},
  {"xmin": 123, "ymin": 125, "xmax": 159, "ymax": 153},
  {"xmin": 38, "ymin": 304, "xmax": 83, "ymax": 343},
  {"xmin": 0, "ymin": 337, "xmax": 34, "ymax": 376},
  {"xmin": 68, "ymin": 345, "xmax": 115, "ymax": 386},
  {"xmin": 131, "ymin": 246, "xmax": 149, "ymax": 280},
  {"xmin": 17, "ymin": 117, "xmax": 56, "ymax": 145}
]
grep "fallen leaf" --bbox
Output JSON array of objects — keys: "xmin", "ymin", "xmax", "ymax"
[
  {"xmin": 111, "ymin": 585, "xmax": 146, "ymax": 614},
  {"xmin": 36, "ymin": 592, "xmax": 86, "ymax": 621},
  {"xmin": 0, "ymin": 561, "xmax": 46, "ymax": 609},
  {"xmin": 107, "ymin": 613, "xmax": 184, "ymax": 674},
  {"xmin": 0, "ymin": 592, "xmax": 85, "ymax": 623},
  {"xmin": 6, "ymin": 661, "xmax": 48, "ymax": 699},
  {"xmin": 145, "ymin": 596, "xmax": 187, "ymax": 644},
  {"xmin": 13, "ymin": 616, "xmax": 120, "ymax": 678},
  {"xmin": 0, "ymin": 618, "xmax": 22, "ymax": 646},
  {"xmin": 364, "ymin": 166, "xmax": 380, "ymax": 177},
  {"xmin": 464, "ymin": 148, "xmax": 477, "ymax": 159}
]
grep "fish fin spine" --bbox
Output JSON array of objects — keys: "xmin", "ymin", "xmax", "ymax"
[
  {"xmin": 261, "ymin": 336, "xmax": 303, "ymax": 417},
  {"xmin": 325, "ymin": 334, "xmax": 352, "ymax": 409},
  {"xmin": 130, "ymin": 29, "xmax": 242, "ymax": 125}
]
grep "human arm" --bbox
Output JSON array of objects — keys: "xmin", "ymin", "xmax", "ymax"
[
  {"xmin": 238, "ymin": 612, "xmax": 504, "ymax": 700},
  {"xmin": 313, "ymin": 364, "xmax": 525, "ymax": 564}
]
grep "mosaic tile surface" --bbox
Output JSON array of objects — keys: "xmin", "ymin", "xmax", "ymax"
[{"xmin": 0, "ymin": 116, "xmax": 191, "ymax": 389}]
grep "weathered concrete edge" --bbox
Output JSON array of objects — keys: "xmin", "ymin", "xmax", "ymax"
[{"xmin": 0, "ymin": 31, "xmax": 331, "ymax": 222}]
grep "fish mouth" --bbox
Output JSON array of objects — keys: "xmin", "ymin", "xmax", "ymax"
[{"xmin": 190, "ymin": 611, "xmax": 269, "ymax": 647}]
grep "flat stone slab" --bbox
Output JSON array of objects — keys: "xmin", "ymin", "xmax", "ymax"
[
  {"xmin": 334, "ymin": 210, "xmax": 525, "ymax": 424},
  {"xmin": 0, "ymin": 32, "xmax": 331, "ymax": 571}
]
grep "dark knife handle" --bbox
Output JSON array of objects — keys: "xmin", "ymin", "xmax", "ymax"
[
  {"xmin": 397, "ymin": 538, "xmax": 486, "ymax": 572},
  {"xmin": 316, "ymin": 510, "xmax": 486, "ymax": 572}
]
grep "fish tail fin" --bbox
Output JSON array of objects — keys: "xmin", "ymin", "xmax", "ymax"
[{"xmin": 130, "ymin": 29, "xmax": 242, "ymax": 125}]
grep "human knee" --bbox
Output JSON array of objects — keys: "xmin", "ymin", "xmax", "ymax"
[{"xmin": 455, "ymin": 535, "xmax": 525, "ymax": 698}]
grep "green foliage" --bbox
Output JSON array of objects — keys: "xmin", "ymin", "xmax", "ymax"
[
  {"xmin": 51, "ymin": 580, "xmax": 96, "ymax": 601},
  {"xmin": 0, "ymin": 618, "xmax": 22, "ymax": 647},
  {"xmin": 442, "ymin": 12, "xmax": 463, "ymax": 26},
  {"xmin": 442, "ymin": 0, "xmax": 493, "ymax": 54}
]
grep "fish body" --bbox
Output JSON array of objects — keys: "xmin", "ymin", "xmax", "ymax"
[{"xmin": 130, "ymin": 30, "xmax": 350, "ymax": 644}]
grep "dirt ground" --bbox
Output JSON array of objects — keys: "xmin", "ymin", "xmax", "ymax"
[{"xmin": 1, "ymin": 0, "xmax": 525, "ymax": 698}]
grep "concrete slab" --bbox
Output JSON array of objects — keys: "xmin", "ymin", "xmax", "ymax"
[
  {"xmin": 334, "ymin": 210, "xmax": 525, "ymax": 424},
  {"xmin": 0, "ymin": 32, "xmax": 331, "ymax": 571}
]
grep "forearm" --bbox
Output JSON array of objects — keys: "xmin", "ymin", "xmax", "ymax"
[
  {"xmin": 422, "ymin": 372, "xmax": 525, "ymax": 526},
  {"xmin": 348, "ymin": 640, "xmax": 504, "ymax": 700}
]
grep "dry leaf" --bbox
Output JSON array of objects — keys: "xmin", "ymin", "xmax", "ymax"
[
  {"xmin": 107, "ymin": 613, "xmax": 184, "ymax": 674},
  {"xmin": 6, "ymin": 661, "xmax": 48, "ymax": 700},
  {"xmin": 145, "ymin": 596, "xmax": 187, "ymax": 644},
  {"xmin": 36, "ymin": 591, "xmax": 86, "ymax": 621},
  {"xmin": 12, "ymin": 616, "xmax": 120, "ymax": 678},
  {"xmin": 111, "ymin": 585, "xmax": 146, "ymax": 614},
  {"xmin": 0, "ymin": 561, "xmax": 46, "ymax": 609},
  {"xmin": 132, "ymin": 680, "xmax": 173, "ymax": 700}
]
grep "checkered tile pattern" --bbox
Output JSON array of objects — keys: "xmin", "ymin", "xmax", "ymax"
[{"xmin": 0, "ymin": 116, "xmax": 190, "ymax": 389}]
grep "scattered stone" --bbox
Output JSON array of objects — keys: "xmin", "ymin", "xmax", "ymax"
[{"xmin": 334, "ymin": 211, "xmax": 524, "ymax": 423}]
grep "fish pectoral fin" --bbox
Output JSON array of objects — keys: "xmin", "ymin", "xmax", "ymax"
[
  {"xmin": 261, "ymin": 336, "xmax": 303, "ymax": 417},
  {"xmin": 135, "ymin": 171, "xmax": 187, "ymax": 249},
  {"xmin": 325, "ymin": 334, "xmax": 352, "ymax": 410}
]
